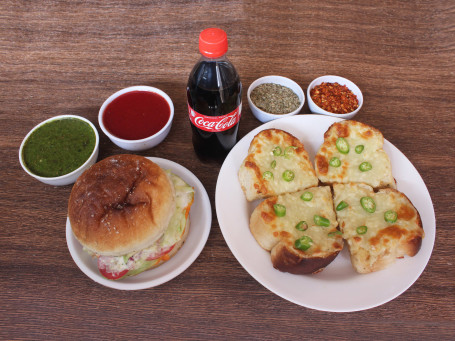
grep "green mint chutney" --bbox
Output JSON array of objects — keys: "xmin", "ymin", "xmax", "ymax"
[{"xmin": 22, "ymin": 118, "xmax": 96, "ymax": 177}]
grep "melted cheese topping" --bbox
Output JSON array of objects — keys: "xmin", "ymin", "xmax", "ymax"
[
  {"xmin": 333, "ymin": 183, "xmax": 423, "ymax": 272},
  {"xmin": 264, "ymin": 187, "xmax": 342, "ymax": 255},
  {"xmin": 239, "ymin": 129, "xmax": 318, "ymax": 201},
  {"xmin": 256, "ymin": 144, "xmax": 318, "ymax": 194},
  {"xmin": 316, "ymin": 122, "xmax": 395, "ymax": 188}
]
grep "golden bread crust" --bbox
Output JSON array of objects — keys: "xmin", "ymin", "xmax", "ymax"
[
  {"xmin": 250, "ymin": 187, "xmax": 343, "ymax": 274},
  {"xmin": 271, "ymin": 242, "xmax": 340, "ymax": 274},
  {"xmin": 68, "ymin": 154, "xmax": 175, "ymax": 256},
  {"xmin": 239, "ymin": 129, "xmax": 318, "ymax": 201},
  {"xmin": 315, "ymin": 120, "xmax": 396, "ymax": 189}
]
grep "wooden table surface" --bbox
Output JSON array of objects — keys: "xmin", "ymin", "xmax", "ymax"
[{"xmin": 1, "ymin": 0, "xmax": 454, "ymax": 339}]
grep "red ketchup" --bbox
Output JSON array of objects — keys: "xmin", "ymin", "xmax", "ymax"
[{"xmin": 103, "ymin": 91, "xmax": 170, "ymax": 140}]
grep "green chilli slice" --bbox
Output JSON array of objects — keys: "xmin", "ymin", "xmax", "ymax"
[
  {"xmin": 272, "ymin": 146, "xmax": 282, "ymax": 156},
  {"xmin": 328, "ymin": 230, "xmax": 342, "ymax": 237},
  {"xmin": 314, "ymin": 215, "xmax": 330, "ymax": 227},
  {"xmin": 295, "ymin": 221, "xmax": 308, "ymax": 231},
  {"xmin": 300, "ymin": 191, "xmax": 313, "ymax": 201},
  {"xmin": 336, "ymin": 137, "xmax": 350, "ymax": 154},
  {"xmin": 294, "ymin": 236, "xmax": 313, "ymax": 251},
  {"xmin": 336, "ymin": 201, "xmax": 348, "ymax": 211},
  {"xmin": 355, "ymin": 144, "xmax": 364, "ymax": 154},
  {"xmin": 356, "ymin": 226, "xmax": 368, "ymax": 235},
  {"xmin": 262, "ymin": 171, "xmax": 273, "ymax": 180},
  {"xmin": 359, "ymin": 161, "xmax": 372, "ymax": 172},
  {"xmin": 273, "ymin": 204, "xmax": 286, "ymax": 217},
  {"xmin": 360, "ymin": 196, "xmax": 376, "ymax": 213},
  {"xmin": 384, "ymin": 210, "xmax": 398, "ymax": 223},
  {"xmin": 282, "ymin": 170, "xmax": 295, "ymax": 182},
  {"xmin": 284, "ymin": 146, "xmax": 297, "ymax": 158},
  {"xmin": 329, "ymin": 157, "xmax": 341, "ymax": 167}
]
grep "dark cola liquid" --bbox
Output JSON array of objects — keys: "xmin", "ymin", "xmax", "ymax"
[{"xmin": 187, "ymin": 58, "xmax": 242, "ymax": 160}]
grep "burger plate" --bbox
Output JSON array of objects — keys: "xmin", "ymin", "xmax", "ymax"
[{"xmin": 66, "ymin": 157, "xmax": 211, "ymax": 290}]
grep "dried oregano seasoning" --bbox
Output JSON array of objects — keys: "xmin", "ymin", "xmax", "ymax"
[{"xmin": 250, "ymin": 83, "xmax": 301, "ymax": 114}]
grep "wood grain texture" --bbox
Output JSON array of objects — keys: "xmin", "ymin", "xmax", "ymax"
[{"xmin": 1, "ymin": 0, "xmax": 454, "ymax": 339}]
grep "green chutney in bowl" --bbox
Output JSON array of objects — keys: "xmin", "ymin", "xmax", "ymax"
[{"xmin": 19, "ymin": 115, "xmax": 99, "ymax": 185}]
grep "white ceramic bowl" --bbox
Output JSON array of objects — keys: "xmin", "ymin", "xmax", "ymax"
[
  {"xmin": 307, "ymin": 75, "xmax": 363, "ymax": 119},
  {"xmin": 98, "ymin": 86, "xmax": 174, "ymax": 151},
  {"xmin": 247, "ymin": 76, "xmax": 305, "ymax": 123},
  {"xmin": 19, "ymin": 115, "xmax": 99, "ymax": 186}
]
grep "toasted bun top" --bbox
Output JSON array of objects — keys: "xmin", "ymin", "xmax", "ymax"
[{"xmin": 68, "ymin": 154, "xmax": 175, "ymax": 256}]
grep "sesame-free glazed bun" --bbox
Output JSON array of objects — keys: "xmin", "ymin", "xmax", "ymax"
[{"xmin": 68, "ymin": 154, "xmax": 175, "ymax": 257}]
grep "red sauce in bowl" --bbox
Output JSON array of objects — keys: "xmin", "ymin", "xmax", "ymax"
[{"xmin": 102, "ymin": 91, "xmax": 171, "ymax": 140}]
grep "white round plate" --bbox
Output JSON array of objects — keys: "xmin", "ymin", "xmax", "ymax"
[
  {"xmin": 66, "ymin": 157, "xmax": 211, "ymax": 290},
  {"xmin": 215, "ymin": 115, "xmax": 435, "ymax": 312}
]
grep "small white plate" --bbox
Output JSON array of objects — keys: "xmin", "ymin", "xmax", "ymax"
[
  {"xmin": 66, "ymin": 157, "xmax": 211, "ymax": 290},
  {"xmin": 215, "ymin": 115, "xmax": 435, "ymax": 312}
]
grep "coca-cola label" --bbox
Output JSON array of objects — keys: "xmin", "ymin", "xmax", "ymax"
[{"xmin": 188, "ymin": 103, "xmax": 241, "ymax": 132}]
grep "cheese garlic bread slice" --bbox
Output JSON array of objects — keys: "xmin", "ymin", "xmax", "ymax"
[
  {"xmin": 239, "ymin": 129, "xmax": 318, "ymax": 201},
  {"xmin": 333, "ymin": 183, "xmax": 424, "ymax": 274},
  {"xmin": 250, "ymin": 186, "xmax": 343, "ymax": 274},
  {"xmin": 315, "ymin": 120, "xmax": 395, "ymax": 189}
]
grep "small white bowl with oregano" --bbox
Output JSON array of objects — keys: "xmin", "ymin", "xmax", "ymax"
[{"xmin": 247, "ymin": 75, "xmax": 305, "ymax": 123}]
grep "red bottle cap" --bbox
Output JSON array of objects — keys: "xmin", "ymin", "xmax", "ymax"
[{"xmin": 199, "ymin": 28, "xmax": 228, "ymax": 58}]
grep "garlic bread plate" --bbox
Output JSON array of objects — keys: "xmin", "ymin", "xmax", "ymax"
[{"xmin": 215, "ymin": 115, "xmax": 435, "ymax": 312}]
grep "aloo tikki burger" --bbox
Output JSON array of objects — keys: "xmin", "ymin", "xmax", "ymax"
[{"xmin": 68, "ymin": 154, "xmax": 194, "ymax": 280}]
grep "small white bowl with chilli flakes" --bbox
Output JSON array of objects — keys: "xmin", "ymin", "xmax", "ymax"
[
  {"xmin": 307, "ymin": 75, "xmax": 363, "ymax": 119},
  {"xmin": 248, "ymin": 75, "xmax": 305, "ymax": 123}
]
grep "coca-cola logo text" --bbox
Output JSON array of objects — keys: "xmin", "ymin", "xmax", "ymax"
[{"xmin": 188, "ymin": 104, "xmax": 241, "ymax": 132}]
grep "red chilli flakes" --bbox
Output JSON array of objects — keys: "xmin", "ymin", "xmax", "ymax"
[{"xmin": 310, "ymin": 82, "xmax": 359, "ymax": 114}]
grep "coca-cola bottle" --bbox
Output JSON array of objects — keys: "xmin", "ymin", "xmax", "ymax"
[{"xmin": 187, "ymin": 28, "xmax": 242, "ymax": 160}]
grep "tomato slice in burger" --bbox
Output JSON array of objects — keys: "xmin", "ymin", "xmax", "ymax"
[
  {"xmin": 99, "ymin": 267, "xmax": 129, "ymax": 280},
  {"xmin": 146, "ymin": 244, "xmax": 175, "ymax": 261},
  {"xmin": 97, "ymin": 258, "xmax": 129, "ymax": 280}
]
